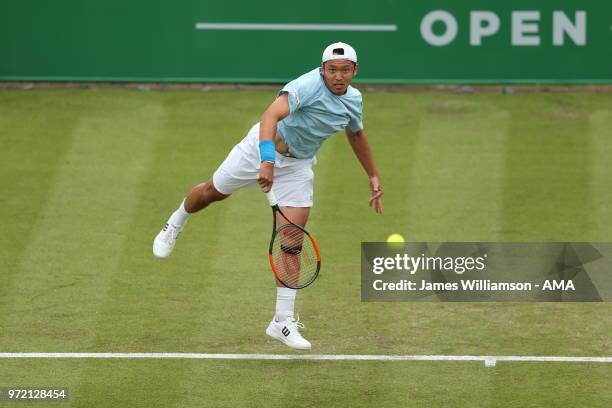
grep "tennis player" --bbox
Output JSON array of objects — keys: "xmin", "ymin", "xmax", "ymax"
[{"xmin": 153, "ymin": 42, "xmax": 383, "ymax": 349}]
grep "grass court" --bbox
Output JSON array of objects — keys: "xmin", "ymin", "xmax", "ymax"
[{"xmin": 1, "ymin": 88, "xmax": 611, "ymax": 407}]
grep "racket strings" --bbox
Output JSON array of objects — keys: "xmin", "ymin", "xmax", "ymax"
[{"xmin": 271, "ymin": 225, "xmax": 318, "ymax": 288}]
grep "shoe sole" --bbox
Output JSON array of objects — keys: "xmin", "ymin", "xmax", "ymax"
[{"xmin": 266, "ymin": 326, "xmax": 311, "ymax": 350}]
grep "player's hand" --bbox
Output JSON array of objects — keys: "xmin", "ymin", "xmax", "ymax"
[
  {"xmin": 256, "ymin": 162, "xmax": 274, "ymax": 193},
  {"xmin": 368, "ymin": 175, "xmax": 384, "ymax": 213}
]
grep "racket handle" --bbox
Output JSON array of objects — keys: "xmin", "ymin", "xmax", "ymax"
[{"xmin": 266, "ymin": 190, "xmax": 278, "ymax": 207}]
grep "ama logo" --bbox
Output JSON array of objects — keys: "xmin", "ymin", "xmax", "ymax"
[{"xmin": 542, "ymin": 280, "xmax": 575, "ymax": 291}]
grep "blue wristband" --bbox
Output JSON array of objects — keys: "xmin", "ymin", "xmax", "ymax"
[{"xmin": 259, "ymin": 140, "xmax": 276, "ymax": 163}]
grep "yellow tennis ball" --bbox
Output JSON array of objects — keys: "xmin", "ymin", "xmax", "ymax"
[{"xmin": 386, "ymin": 233, "xmax": 405, "ymax": 249}]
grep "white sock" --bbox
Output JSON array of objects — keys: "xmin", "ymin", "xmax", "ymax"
[
  {"xmin": 168, "ymin": 199, "xmax": 190, "ymax": 228},
  {"xmin": 275, "ymin": 287, "xmax": 297, "ymax": 322}
]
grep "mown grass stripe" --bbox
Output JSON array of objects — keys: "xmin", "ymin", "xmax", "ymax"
[
  {"xmin": 588, "ymin": 110, "xmax": 612, "ymax": 240},
  {"xmin": 407, "ymin": 98, "xmax": 509, "ymax": 241},
  {"xmin": 1, "ymin": 95, "xmax": 166, "ymax": 351}
]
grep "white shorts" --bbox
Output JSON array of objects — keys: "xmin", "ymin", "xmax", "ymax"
[{"xmin": 213, "ymin": 123, "xmax": 315, "ymax": 207}]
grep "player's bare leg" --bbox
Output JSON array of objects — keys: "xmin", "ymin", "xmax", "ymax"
[
  {"xmin": 275, "ymin": 206, "xmax": 309, "ymax": 287},
  {"xmin": 266, "ymin": 206, "xmax": 312, "ymax": 349},
  {"xmin": 153, "ymin": 178, "xmax": 229, "ymax": 258},
  {"xmin": 184, "ymin": 179, "xmax": 230, "ymax": 213},
  {"xmin": 277, "ymin": 206, "xmax": 310, "ymax": 228}
]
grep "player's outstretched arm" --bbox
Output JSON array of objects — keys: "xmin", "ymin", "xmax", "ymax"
[
  {"xmin": 256, "ymin": 94, "xmax": 291, "ymax": 192},
  {"xmin": 345, "ymin": 127, "xmax": 383, "ymax": 213}
]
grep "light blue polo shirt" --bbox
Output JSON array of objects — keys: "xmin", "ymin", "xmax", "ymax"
[{"xmin": 277, "ymin": 67, "xmax": 363, "ymax": 159}]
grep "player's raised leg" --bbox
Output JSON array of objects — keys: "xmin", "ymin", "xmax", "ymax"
[
  {"xmin": 153, "ymin": 130, "xmax": 261, "ymax": 259},
  {"xmin": 153, "ymin": 179, "xmax": 229, "ymax": 259}
]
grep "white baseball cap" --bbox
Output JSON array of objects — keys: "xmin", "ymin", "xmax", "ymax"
[{"xmin": 322, "ymin": 42, "xmax": 357, "ymax": 63}]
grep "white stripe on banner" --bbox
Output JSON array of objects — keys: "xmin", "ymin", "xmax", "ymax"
[
  {"xmin": 195, "ymin": 23, "xmax": 398, "ymax": 32},
  {"xmin": 0, "ymin": 353, "xmax": 610, "ymax": 367}
]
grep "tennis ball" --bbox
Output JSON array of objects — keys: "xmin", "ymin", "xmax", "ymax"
[{"xmin": 386, "ymin": 233, "xmax": 405, "ymax": 250}]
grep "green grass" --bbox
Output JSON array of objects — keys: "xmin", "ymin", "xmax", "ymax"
[{"xmin": 0, "ymin": 89, "xmax": 611, "ymax": 407}]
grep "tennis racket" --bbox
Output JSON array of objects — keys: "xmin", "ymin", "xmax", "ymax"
[{"xmin": 266, "ymin": 190, "xmax": 321, "ymax": 289}]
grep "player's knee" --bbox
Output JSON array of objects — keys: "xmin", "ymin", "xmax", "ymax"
[
  {"xmin": 281, "ymin": 244, "xmax": 302, "ymax": 255},
  {"xmin": 203, "ymin": 181, "xmax": 229, "ymax": 203}
]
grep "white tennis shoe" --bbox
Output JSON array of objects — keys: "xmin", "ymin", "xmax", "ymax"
[
  {"xmin": 153, "ymin": 223, "xmax": 182, "ymax": 258},
  {"xmin": 266, "ymin": 315, "xmax": 311, "ymax": 350}
]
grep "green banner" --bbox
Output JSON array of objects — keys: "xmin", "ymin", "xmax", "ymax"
[{"xmin": 1, "ymin": 1, "xmax": 610, "ymax": 83}]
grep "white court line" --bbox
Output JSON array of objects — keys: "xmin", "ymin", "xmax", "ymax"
[
  {"xmin": 195, "ymin": 23, "xmax": 397, "ymax": 32},
  {"xmin": 0, "ymin": 353, "xmax": 610, "ymax": 367}
]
